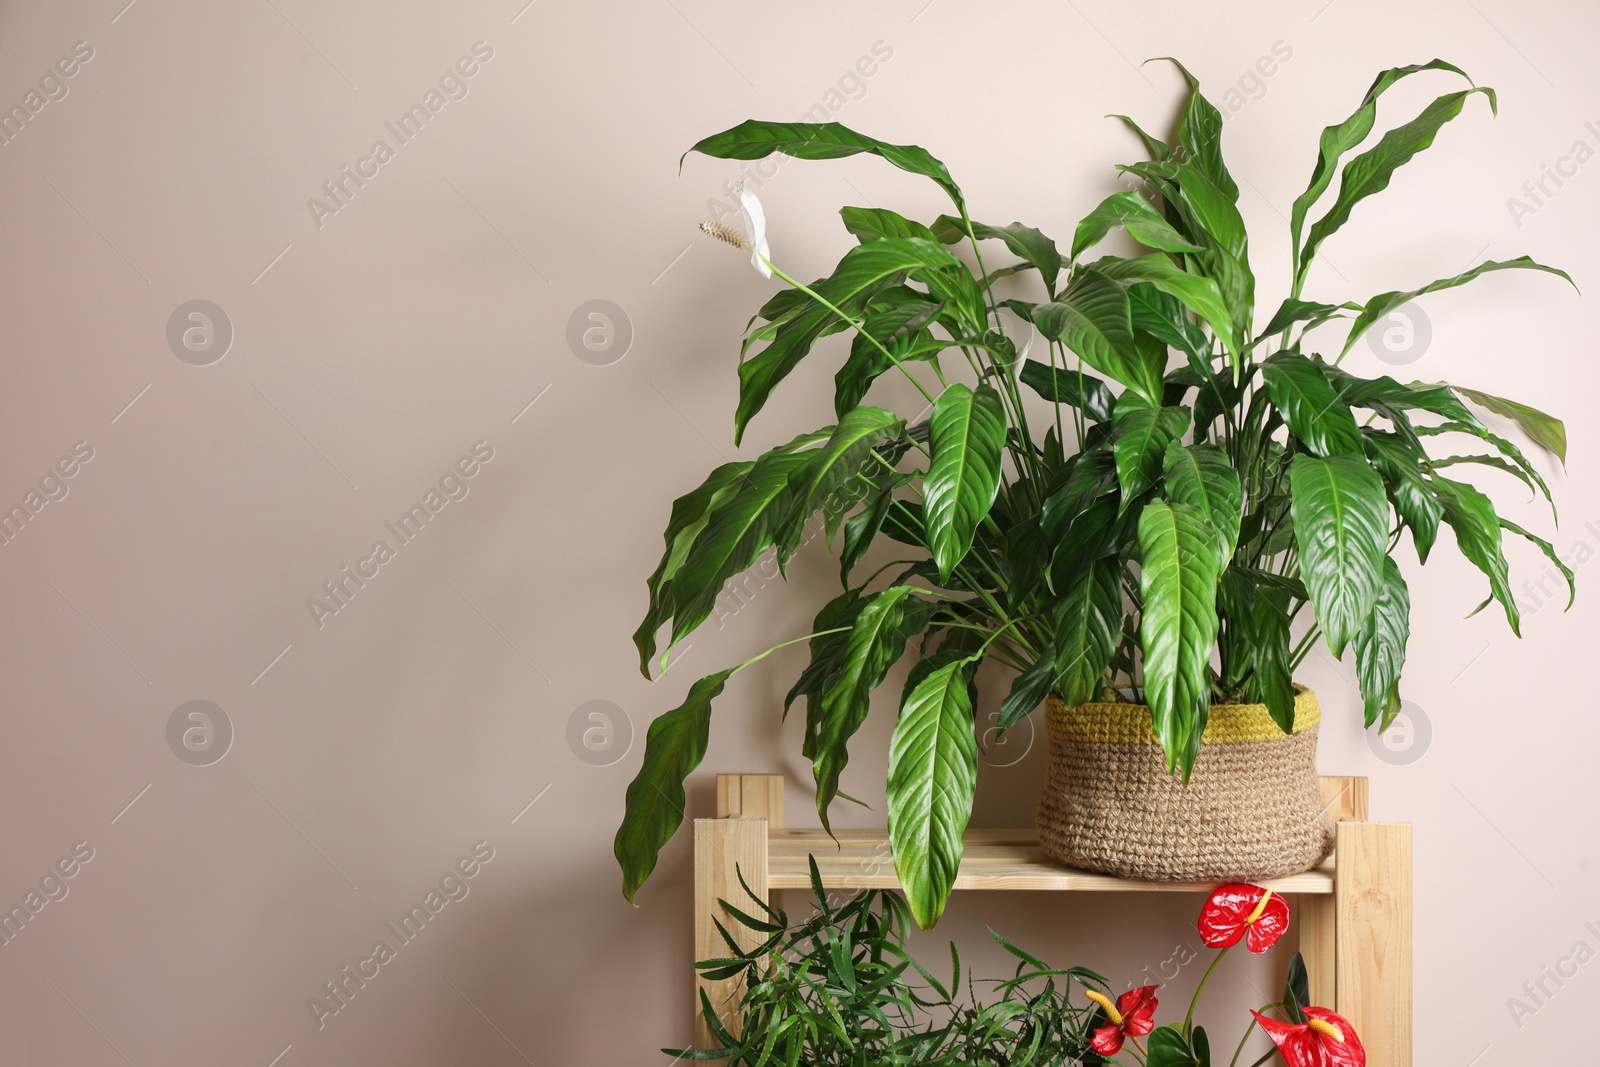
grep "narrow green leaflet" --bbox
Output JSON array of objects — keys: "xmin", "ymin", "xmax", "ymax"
[
  {"xmin": 1112, "ymin": 394, "xmax": 1192, "ymax": 503},
  {"xmin": 735, "ymin": 237, "xmax": 963, "ymax": 441},
  {"xmin": 1018, "ymin": 270, "xmax": 1165, "ymax": 406},
  {"xmin": 839, "ymin": 205, "xmax": 937, "ymax": 243},
  {"xmin": 1256, "ymin": 298, "xmax": 1357, "ymax": 343},
  {"xmin": 1137, "ymin": 501, "xmax": 1224, "ymax": 776},
  {"xmin": 1353, "ymin": 557, "xmax": 1410, "ymax": 727},
  {"xmin": 1071, "ymin": 190, "xmax": 1203, "ymax": 261},
  {"xmin": 634, "ymin": 460, "xmax": 753, "ymax": 676},
  {"xmin": 1291, "ymin": 60, "xmax": 1473, "ymax": 288},
  {"xmin": 1261, "ymin": 351, "xmax": 1363, "ymax": 457},
  {"xmin": 1340, "ymin": 257, "xmax": 1574, "ymax": 358},
  {"xmin": 1305, "ymin": 87, "xmax": 1497, "ymax": 281},
  {"xmin": 1051, "ymin": 559, "xmax": 1121, "ymax": 709},
  {"xmin": 887, "ymin": 659, "xmax": 978, "ymax": 929},
  {"xmin": 1163, "ymin": 443, "xmax": 1243, "ymax": 563},
  {"xmin": 924, "ymin": 383, "xmax": 1007, "ymax": 581},
  {"xmin": 687, "ymin": 120, "xmax": 966, "ymax": 211},
  {"xmin": 933, "ymin": 214, "xmax": 1061, "ymax": 294},
  {"xmin": 1018, "ymin": 359, "xmax": 1116, "ymax": 422},
  {"xmin": 1432, "ymin": 475, "xmax": 1520, "ymax": 635},
  {"xmin": 1361, "ymin": 430, "xmax": 1443, "ymax": 563},
  {"xmin": 1157, "ymin": 56, "xmax": 1239, "ymax": 202},
  {"xmin": 1454, "ymin": 385, "xmax": 1568, "ymax": 465},
  {"xmin": 813, "ymin": 586, "xmax": 927, "ymax": 827},
  {"xmin": 616, "ymin": 668, "xmax": 735, "ymax": 901},
  {"xmin": 1289, "ymin": 454, "xmax": 1390, "ymax": 657}
]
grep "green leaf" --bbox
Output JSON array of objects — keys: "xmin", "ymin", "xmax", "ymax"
[
  {"xmin": 634, "ymin": 460, "xmax": 753, "ymax": 676},
  {"xmin": 1454, "ymin": 385, "xmax": 1568, "ymax": 466},
  {"xmin": 995, "ymin": 651, "xmax": 1060, "ymax": 734},
  {"xmin": 1018, "ymin": 359, "xmax": 1115, "ymax": 422},
  {"xmin": 667, "ymin": 449, "xmax": 816, "ymax": 657},
  {"xmin": 1110, "ymin": 113, "xmax": 1171, "ymax": 160},
  {"xmin": 834, "ymin": 300, "xmax": 949, "ymax": 416},
  {"xmin": 1305, "ymin": 87, "xmax": 1498, "ymax": 284},
  {"xmin": 840, "ymin": 473, "xmax": 909, "ymax": 584},
  {"xmin": 787, "ymin": 588, "xmax": 863, "ymax": 742},
  {"xmin": 1289, "ymin": 454, "xmax": 1390, "ymax": 657},
  {"xmin": 934, "ymin": 215, "xmax": 1061, "ymax": 294},
  {"xmin": 1340, "ymin": 256, "xmax": 1574, "ymax": 358},
  {"xmin": 1256, "ymin": 298, "xmax": 1358, "ymax": 343},
  {"xmin": 1052, "ymin": 558, "xmax": 1121, "ymax": 708},
  {"xmin": 1353, "ymin": 557, "xmax": 1410, "ymax": 728},
  {"xmin": 1129, "ymin": 282, "xmax": 1212, "ymax": 369},
  {"xmin": 1284, "ymin": 951, "xmax": 1312, "ymax": 1024},
  {"xmin": 813, "ymin": 586, "xmax": 928, "ymax": 827},
  {"xmin": 1092, "ymin": 254, "xmax": 1236, "ymax": 361},
  {"xmin": 839, "ymin": 205, "xmax": 937, "ymax": 244},
  {"xmin": 1432, "ymin": 475, "xmax": 1520, "ymax": 635},
  {"xmin": 1163, "ymin": 443, "xmax": 1242, "ymax": 563},
  {"xmin": 1157, "ymin": 56, "xmax": 1239, "ymax": 203},
  {"xmin": 785, "ymin": 407, "xmax": 904, "ymax": 557},
  {"xmin": 687, "ymin": 120, "xmax": 966, "ymax": 211},
  {"xmin": 1291, "ymin": 60, "xmax": 1475, "ymax": 287},
  {"xmin": 735, "ymin": 237, "xmax": 964, "ymax": 442},
  {"xmin": 1018, "ymin": 270, "xmax": 1164, "ymax": 406},
  {"xmin": 1261, "ymin": 351, "xmax": 1364, "ymax": 457},
  {"xmin": 1361, "ymin": 430, "xmax": 1443, "ymax": 563},
  {"xmin": 1146, "ymin": 1023, "xmax": 1201, "ymax": 1067},
  {"xmin": 1501, "ymin": 517, "xmax": 1576, "ymax": 610},
  {"xmin": 924, "ymin": 383, "xmax": 1007, "ymax": 581},
  {"xmin": 1071, "ymin": 190, "xmax": 1203, "ymax": 261},
  {"xmin": 1137, "ymin": 501, "xmax": 1224, "ymax": 776},
  {"xmin": 616, "ymin": 668, "xmax": 735, "ymax": 901},
  {"xmin": 887, "ymin": 659, "xmax": 977, "ymax": 928},
  {"xmin": 1113, "ymin": 394, "xmax": 1192, "ymax": 502}
]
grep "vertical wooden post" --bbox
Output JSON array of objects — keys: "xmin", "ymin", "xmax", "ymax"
[
  {"xmin": 693, "ymin": 818, "xmax": 769, "ymax": 1053},
  {"xmin": 716, "ymin": 773, "xmax": 785, "ymax": 827},
  {"xmin": 1335, "ymin": 822, "xmax": 1412, "ymax": 1067},
  {"xmin": 1295, "ymin": 777, "xmax": 1369, "ymax": 1006}
]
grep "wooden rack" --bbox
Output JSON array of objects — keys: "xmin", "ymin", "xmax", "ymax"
[{"xmin": 695, "ymin": 773, "xmax": 1411, "ymax": 1067}]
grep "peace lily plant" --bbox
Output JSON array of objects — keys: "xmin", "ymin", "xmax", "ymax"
[{"xmin": 616, "ymin": 59, "xmax": 1574, "ymax": 927}]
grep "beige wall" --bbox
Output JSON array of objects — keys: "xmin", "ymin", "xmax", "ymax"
[{"xmin": 0, "ymin": 0, "xmax": 1595, "ymax": 1062}]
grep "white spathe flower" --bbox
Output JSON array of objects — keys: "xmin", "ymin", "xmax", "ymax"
[{"xmin": 738, "ymin": 183, "xmax": 772, "ymax": 279}]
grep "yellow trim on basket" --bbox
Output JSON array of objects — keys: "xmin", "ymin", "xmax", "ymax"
[{"xmin": 1046, "ymin": 687, "xmax": 1320, "ymax": 745}]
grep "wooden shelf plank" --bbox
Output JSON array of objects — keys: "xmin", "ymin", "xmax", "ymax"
[{"xmin": 766, "ymin": 828, "xmax": 1335, "ymax": 894}]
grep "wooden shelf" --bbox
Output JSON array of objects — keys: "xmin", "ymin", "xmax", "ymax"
[{"xmin": 767, "ymin": 827, "xmax": 1335, "ymax": 894}]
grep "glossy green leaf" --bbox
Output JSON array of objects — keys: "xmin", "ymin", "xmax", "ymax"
[
  {"xmin": 933, "ymin": 215, "xmax": 1061, "ymax": 294},
  {"xmin": 834, "ymin": 300, "xmax": 949, "ymax": 416},
  {"xmin": 687, "ymin": 120, "xmax": 966, "ymax": 211},
  {"xmin": 995, "ymin": 651, "xmax": 1060, "ymax": 734},
  {"xmin": 1146, "ymin": 1024, "xmax": 1201, "ymax": 1067},
  {"xmin": 634, "ymin": 460, "xmax": 753, "ymax": 676},
  {"xmin": 784, "ymin": 407, "xmax": 903, "ymax": 557},
  {"xmin": 1138, "ymin": 501, "xmax": 1224, "ymax": 776},
  {"xmin": 924, "ymin": 383, "xmax": 1006, "ymax": 581},
  {"xmin": 1284, "ymin": 951, "xmax": 1312, "ymax": 1024},
  {"xmin": 1112, "ymin": 393, "xmax": 1192, "ymax": 502},
  {"xmin": 735, "ymin": 237, "xmax": 963, "ymax": 442},
  {"xmin": 787, "ymin": 587, "xmax": 863, "ymax": 744},
  {"xmin": 616, "ymin": 668, "xmax": 735, "ymax": 901},
  {"xmin": 1261, "ymin": 351, "xmax": 1363, "ymax": 457},
  {"xmin": 1289, "ymin": 453, "xmax": 1390, "ymax": 656},
  {"xmin": 1291, "ymin": 60, "xmax": 1474, "ymax": 287},
  {"xmin": 1128, "ymin": 282, "xmax": 1211, "ymax": 369},
  {"xmin": 1501, "ymin": 517, "xmax": 1576, "ymax": 610},
  {"xmin": 1018, "ymin": 359, "xmax": 1115, "ymax": 422},
  {"xmin": 840, "ymin": 473, "xmax": 909, "ymax": 584},
  {"xmin": 1454, "ymin": 385, "xmax": 1568, "ymax": 465},
  {"xmin": 1071, "ymin": 190, "xmax": 1203, "ymax": 261},
  {"xmin": 1163, "ymin": 443, "xmax": 1242, "ymax": 563},
  {"xmin": 839, "ymin": 205, "xmax": 937, "ymax": 244},
  {"xmin": 1361, "ymin": 430, "xmax": 1442, "ymax": 563},
  {"xmin": 1432, "ymin": 475, "xmax": 1520, "ymax": 635},
  {"xmin": 1157, "ymin": 56, "xmax": 1239, "ymax": 202},
  {"xmin": 1018, "ymin": 270, "xmax": 1164, "ymax": 406},
  {"xmin": 887, "ymin": 659, "xmax": 977, "ymax": 928},
  {"xmin": 1305, "ymin": 87, "xmax": 1498, "ymax": 282},
  {"xmin": 1051, "ymin": 558, "xmax": 1121, "ymax": 708},
  {"xmin": 1353, "ymin": 557, "xmax": 1410, "ymax": 727},
  {"xmin": 813, "ymin": 586, "xmax": 927, "ymax": 827},
  {"xmin": 1093, "ymin": 254, "xmax": 1236, "ymax": 360},
  {"xmin": 1340, "ymin": 256, "xmax": 1573, "ymax": 358}
]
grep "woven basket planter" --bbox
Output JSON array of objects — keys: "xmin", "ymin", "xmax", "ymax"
[{"xmin": 1035, "ymin": 687, "xmax": 1334, "ymax": 882}]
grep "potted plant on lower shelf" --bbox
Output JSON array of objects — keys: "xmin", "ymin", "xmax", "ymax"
[
  {"xmin": 675, "ymin": 864, "xmax": 1358, "ymax": 1067},
  {"xmin": 617, "ymin": 59, "xmax": 1575, "ymax": 927}
]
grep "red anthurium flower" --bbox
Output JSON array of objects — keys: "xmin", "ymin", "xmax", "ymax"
[
  {"xmin": 1199, "ymin": 883, "xmax": 1290, "ymax": 953},
  {"xmin": 1251, "ymin": 1007, "xmax": 1366, "ymax": 1067},
  {"xmin": 1084, "ymin": 985, "xmax": 1158, "ymax": 1056}
]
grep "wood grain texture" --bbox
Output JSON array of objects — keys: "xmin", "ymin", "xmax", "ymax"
[
  {"xmin": 1293, "ymin": 775, "xmax": 1369, "ymax": 1005},
  {"xmin": 715, "ymin": 773, "xmax": 785, "ymax": 827},
  {"xmin": 694, "ymin": 819, "xmax": 769, "ymax": 1055},
  {"xmin": 1335, "ymin": 822, "xmax": 1412, "ymax": 1067}
]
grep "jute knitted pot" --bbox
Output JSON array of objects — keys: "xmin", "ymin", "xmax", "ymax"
[{"xmin": 1035, "ymin": 687, "xmax": 1333, "ymax": 882}]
